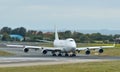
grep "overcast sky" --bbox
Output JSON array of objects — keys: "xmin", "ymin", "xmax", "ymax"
[{"xmin": 0, "ymin": 0, "xmax": 120, "ymax": 31}]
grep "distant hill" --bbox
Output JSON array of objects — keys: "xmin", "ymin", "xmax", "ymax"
[
  {"xmin": 77, "ymin": 30, "xmax": 120, "ymax": 35},
  {"xmin": 41, "ymin": 29, "xmax": 120, "ymax": 35}
]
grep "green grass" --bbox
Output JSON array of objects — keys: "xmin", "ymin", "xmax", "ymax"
[
  {"xmin": 79, "ymin": 48, "xmax": 120, "ymax": 56},
  {"xmin": 0, "ymin": 61, "xmax": 120, "ymax": 72},
  {"xmin": 39, "ymin": 43, "xmax": 53, "ymax": 47},
  {"xmin": 77, "ymin": 43, "xmax": 115, "ymax": 47},
  {"xmin": 76, "ymin": 43, "xmax": 120, "ymax": 56},
  {"xmin": 100, "ymin": 48, "xmax": 120, "ymax": 56},
  {"xmin": 0, "ymin": 51, "xmax": 13, "ymax": 56}
]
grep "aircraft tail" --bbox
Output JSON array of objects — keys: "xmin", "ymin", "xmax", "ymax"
[{"xmin": 55, "ymin": 26, "xmax": 59, "ymax": 40}]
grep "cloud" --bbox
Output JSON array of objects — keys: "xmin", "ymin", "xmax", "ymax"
[
  {"xmin": 1, "ymin": 0, "xmax": 120, "ymax": 19},
  {"xmin": 1, "ymin": 3, "xmax": 120, "ymax": 22},
  {"xmin": 77, "ymin": 8, "xmax": 120, "ymax": 18},
  {"xmin": 24, "ymin": 5, "xmax": 49, "ymax": 10},
  {"xmin": 21, "ymin": 5, "xmax": 120, "ymax": 19}
]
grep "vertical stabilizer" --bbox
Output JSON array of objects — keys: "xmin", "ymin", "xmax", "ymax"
[{"xmin": 55, "ymin": 26, "xmax": 59, "ymax": 40}]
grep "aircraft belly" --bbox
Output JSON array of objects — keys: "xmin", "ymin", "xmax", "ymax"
[{"xmin": 62, "ymin": 47, "xmax": 75, "ymax": 53}]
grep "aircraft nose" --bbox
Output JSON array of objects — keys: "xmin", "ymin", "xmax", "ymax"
[
  {"xmin": 70, "ymin": 42, "xmax": 76, "ymax": 48},
  {"xmin": 71, "ymin": 47, "xmax": 76, "ymax": 51}
]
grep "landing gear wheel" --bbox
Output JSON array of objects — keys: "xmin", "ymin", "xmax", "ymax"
[
  {"xmin": 52, "ymin": 54, "xmax": 57, "ymax": 56},
  {"xmin": 58, "ymin": 54, "xmax": 62, "ymax": 56},
  {"xmin": 72, "ymin": 54, "xmax": 76, "ymax": 57},
  {"xmin": 65, "ymin": 53, "xmax": 69, "ymax": 56}
]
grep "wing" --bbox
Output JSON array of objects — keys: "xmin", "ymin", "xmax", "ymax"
[
  {"xmin": 75, "ymin": 44, "xmax": 115, "ymax": 55},
  {"xmin": 6, "ymin": 44, "xmax": 25, "ymax": 48},
  {"xmin": 6, "ymin": 44, "xmax": 63, "ymax": 52},
  {"xmin": 25, "ymin": 46, "xmax": 62, "ymax": 51},
  {"xmin": 76, "ymin": 44, "xmax": 115, "ymax": 51}
]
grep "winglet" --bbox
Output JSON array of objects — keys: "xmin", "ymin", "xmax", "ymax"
[{"xmin": 113, "ymin": 42, "xmax": 116, "ymax": 47}]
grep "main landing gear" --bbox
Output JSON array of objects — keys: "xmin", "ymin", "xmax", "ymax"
[
  {"xmin": 71, "ymin": 53, "xmax": 76, "ymax": 57},
  {"xmin": 52, "ymin": 54, "xmax": 57, "ymax": 56},
  {"xmin": 52, "ymin": 53, "xmax": 76, "ymax": 57},
  {"xmin": 51, "ymin": 51, "xmax": 76, "ymax": 57},
  {"xmin": 65, "ymin": 53, "xmax": 69, "ymax": 56},
  {"xmin": 58, "ymin": 53, "xmax": 62, "ymax": 56},
  {"xmin": 65, "ymin": 53, "xmax": 76, "ymax": 57},
  {"xmin": 52, "ymin": 53, "xmax": 62, "ymax": 56}
]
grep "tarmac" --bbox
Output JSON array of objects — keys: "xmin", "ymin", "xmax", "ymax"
[{"xmin": 0, "ymin": 47, "xmax": 120, "ymax": 67}]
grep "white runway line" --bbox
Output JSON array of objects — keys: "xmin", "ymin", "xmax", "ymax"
[
  {"xmin": 0, "ymin": 57, "xmax": 114, "ymax": 67},
  {"xmin": 0, "ymin": 57, "xmax": 59, "ymax": 63},
  {"xmin": 0, "ymin": 59, "xmax": 111, "ymax": 67}
]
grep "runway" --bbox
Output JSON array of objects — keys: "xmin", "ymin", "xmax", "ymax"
[{"xmin": 0, "ymin": 47, "xmax": 120, "ymax": 67}]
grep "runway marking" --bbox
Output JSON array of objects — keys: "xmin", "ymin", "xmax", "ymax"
[{"xmin": 0, "ymin": 57, "xmax": 117, "ymax": 67}]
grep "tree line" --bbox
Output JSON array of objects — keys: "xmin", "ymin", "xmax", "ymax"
[{"xmin": 0, "ymin": 27, "xmax": 119, "ymax": 43}]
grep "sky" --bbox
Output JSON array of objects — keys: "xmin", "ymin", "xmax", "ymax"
[{"xmin": 0, "ymin": 0, "xmax": 120, "ymax": 31}]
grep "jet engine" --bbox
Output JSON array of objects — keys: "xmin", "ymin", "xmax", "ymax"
[
  {"xmin": 42, "ymin": 50, "xmax": 47, "ymax": 54},
  {"xmin": 23, "ymin": 48, "xmax": 29, "ymax": 53},
  {"xmin": 85, "ymin": 49, "xmax": 90, "ymax": 55},
  {"xmin": 98, "ymin": 48, "xmax": 104, "ymax": 53}
]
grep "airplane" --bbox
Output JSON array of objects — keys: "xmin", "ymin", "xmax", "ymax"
[{"xmin": 7, "ymin": 27, "xmax": 115, "ymax": 57}]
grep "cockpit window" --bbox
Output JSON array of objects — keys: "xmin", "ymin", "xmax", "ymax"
[
  {"xmin": 66, "ymin": 38, "xmax": 74, "ymax": 42},
  {"xmin": 70, "ymin": 40, "xmax": 73, "ymax": 41}
]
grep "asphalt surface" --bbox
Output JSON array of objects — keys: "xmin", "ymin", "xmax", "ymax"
[{"xmin": 0, "ymin": 47, "xmax": 120, "ymax": 67}]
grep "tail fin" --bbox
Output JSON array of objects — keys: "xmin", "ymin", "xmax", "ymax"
[{"xmin": 55, "ymin": 26, "xmax": 59, "ymax": 40}]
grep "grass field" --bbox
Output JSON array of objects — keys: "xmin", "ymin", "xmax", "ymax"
[
  {"xmin": 0, "ymin": 51, "xmax": 13, "ymax": 56},
  {"xmin": 0, "ymin": 61, "xmax": 119, "ymax": 72},
  {"xmin": 76, "ymin": 43, "xmax": 120, "ymax": 56}
]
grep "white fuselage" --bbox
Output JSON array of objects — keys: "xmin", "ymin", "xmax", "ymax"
[{"xmin": 53, "ymin": 38, "xmax": 76, "ymax": 52}]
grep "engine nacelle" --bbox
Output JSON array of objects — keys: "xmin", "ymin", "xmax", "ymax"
[
  {"xmin": 23, "ymin": 48, "xmax": 29, "ymax": 53},
  {"xmin": 85, "ymin": 50, "xmax": 90, "ymax": 55},
  {"xmin": 98, "ymin": 48, "xmax": 104, "ymax": 53},
  {"xmin": 77, "ymin": 50, "xmax": 80, "ymax": 53},
  {"xmin": 42, "ymin": 50, "xmax": 47, "ymax": 54}
]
